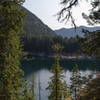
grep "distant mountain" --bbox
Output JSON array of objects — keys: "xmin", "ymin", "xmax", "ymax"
[
  {"xmin": 20, "ymin": 6, "xmax": 56, "ymax": 37},
  {"xmin": 55, "ymin": 26, "xmax": 100, "ymax": 38}
]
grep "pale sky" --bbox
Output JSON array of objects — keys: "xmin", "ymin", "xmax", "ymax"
[{"xmin": 23, "ymin": 0, "xmax": 92, "ymax": 30}]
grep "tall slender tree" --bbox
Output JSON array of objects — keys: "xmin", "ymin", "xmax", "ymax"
[
  {"xmin": 0, "ymin": 0, "xmax": 25, "ymax": 100},
  {"xmin": 69, "ymin": 64, "xmax": 82, "ymax": 100},
  {"xmin": 23, "ymin": 77, "xmax": 35, "ymax": 100},
  {"xmin": 23, "ymin": 80, "xmax": 35, "ymax": 100},
  {"xmin": 38, "ymin": 74, "xmax": 41, "ymax": 100},
  {"xmin": 47, "ymin": 43, "xmax": 69, "ymax": 100}
]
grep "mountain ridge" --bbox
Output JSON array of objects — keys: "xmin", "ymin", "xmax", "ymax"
[{"xmin": 55, "ymin": 26, "xmax": 100, "ymax": 38}]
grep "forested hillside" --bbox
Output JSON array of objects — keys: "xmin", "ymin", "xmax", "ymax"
[
  {"xmin": 19, "ymin": 6, "xmax": 80, "ymax": 55},
  {"xmin": 22, "ymin": 35, "xmax": 80, "ymax": 55},
  {"xmin": 21, "ymin": 6, "xmax": 56, "ymax": 36}
]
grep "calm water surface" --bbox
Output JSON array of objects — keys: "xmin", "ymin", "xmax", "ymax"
[{"xmin": 21, "ymin": 57, "xmax": 99, "ymax": 100}]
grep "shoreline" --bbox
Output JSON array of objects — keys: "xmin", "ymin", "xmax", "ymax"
[{"xmin": 27, "ymin": 52, "xmax": 94, "ymax": 60}]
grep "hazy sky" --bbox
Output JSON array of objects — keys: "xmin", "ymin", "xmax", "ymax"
[{"xmin": 23, "ymin": 0, "xmax": 92, "ymax": 30}]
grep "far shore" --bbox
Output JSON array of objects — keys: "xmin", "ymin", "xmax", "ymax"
[
  {"xmin": 48, "ymin": 55, "xmax": 93, "ymax": 59},
  {"xmin": 27, "ymin": 52, "xmax": 95, "ymax": 59}
]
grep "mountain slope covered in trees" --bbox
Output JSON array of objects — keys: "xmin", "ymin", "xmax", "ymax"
[
  {"xmin": 20, "ymin": 7, "xmax": 79, "ymax": 55},
  {"xmin": 21, "ymin": 7, "xmax": 100, "ymax": 56},
  {"xmin": 21, "ymin": 6, "xmax": 56, "ymax": 37}
]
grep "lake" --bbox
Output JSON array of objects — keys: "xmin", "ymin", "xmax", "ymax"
[{"xmin": 21, "ymin": 57, "xmax": 99, "ymax": 100}]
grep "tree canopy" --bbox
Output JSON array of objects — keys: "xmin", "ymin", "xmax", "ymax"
[
  {"xmin": 0, "ymin": 0, "xmax": 25, "ymax": 100},
  {"xmin": 58, "ymin": 0, "xmax": 100, "ymax": 26}
]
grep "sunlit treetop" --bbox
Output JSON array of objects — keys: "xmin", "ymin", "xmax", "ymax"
[{"xmin": 52, "ymin": 43, "xmax": 64, "ymax": 54}]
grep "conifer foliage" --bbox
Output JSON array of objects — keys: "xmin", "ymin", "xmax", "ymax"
[
  {"xmin": 47, "ymin": 43, "xmax": 69, "ymax": 100},
  {"xmin": 23, "ymin": 79, "xmax": 35, "ymax": 100},
  {"xmin": 0, "ymin": 0, "xmax": 25, "ymax": 100},
  {"xmin": 69, "ymin": 64, "xmax": 82, "ymax": 100}
]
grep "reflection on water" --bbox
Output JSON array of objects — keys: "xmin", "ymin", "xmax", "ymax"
[
  {"xmin": 26, "ymin": 69, "xmax": 93, "ymax": 100},
  {"xmin": 21, "ymin": 57, "xmax": 99, "ymax": 100}
]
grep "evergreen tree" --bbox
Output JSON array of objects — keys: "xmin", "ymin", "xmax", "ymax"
[
  {"xmin": 38, "ymin": 74, "xmax": 41, "ymax": 100},
  {"xmin": 30, "ymin": 76, "xmax": 35, "ymax": 100},
  {"xmin": 23, "ymin": 79, "xmax": 35, "ymax": 100},
  {"xmin": 0, "ymin": 0, "xmax": 25, "ymax": 100},
  {"xmin": 69, "ymin": 64, "xmax": 82, "ymax": 100},
  {"xmin": 23, "ymin": 82, "xmax": 32, "ymax": 100},
  {"xmin": 62, "ymin": 81, "xmax": 71, "ymax": 99},
  {"xmin": 47, "ymin": 43, "xmax": 69, "ymax": 100}
]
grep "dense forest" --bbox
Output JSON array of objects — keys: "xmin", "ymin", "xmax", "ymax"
[
  {"xmin": 0, "ymin": 0, "xmax": 100, "ymax": 100},
  {"xmin": 22, "ymin": 35, "xmax": 80, "ymax": 55}
]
